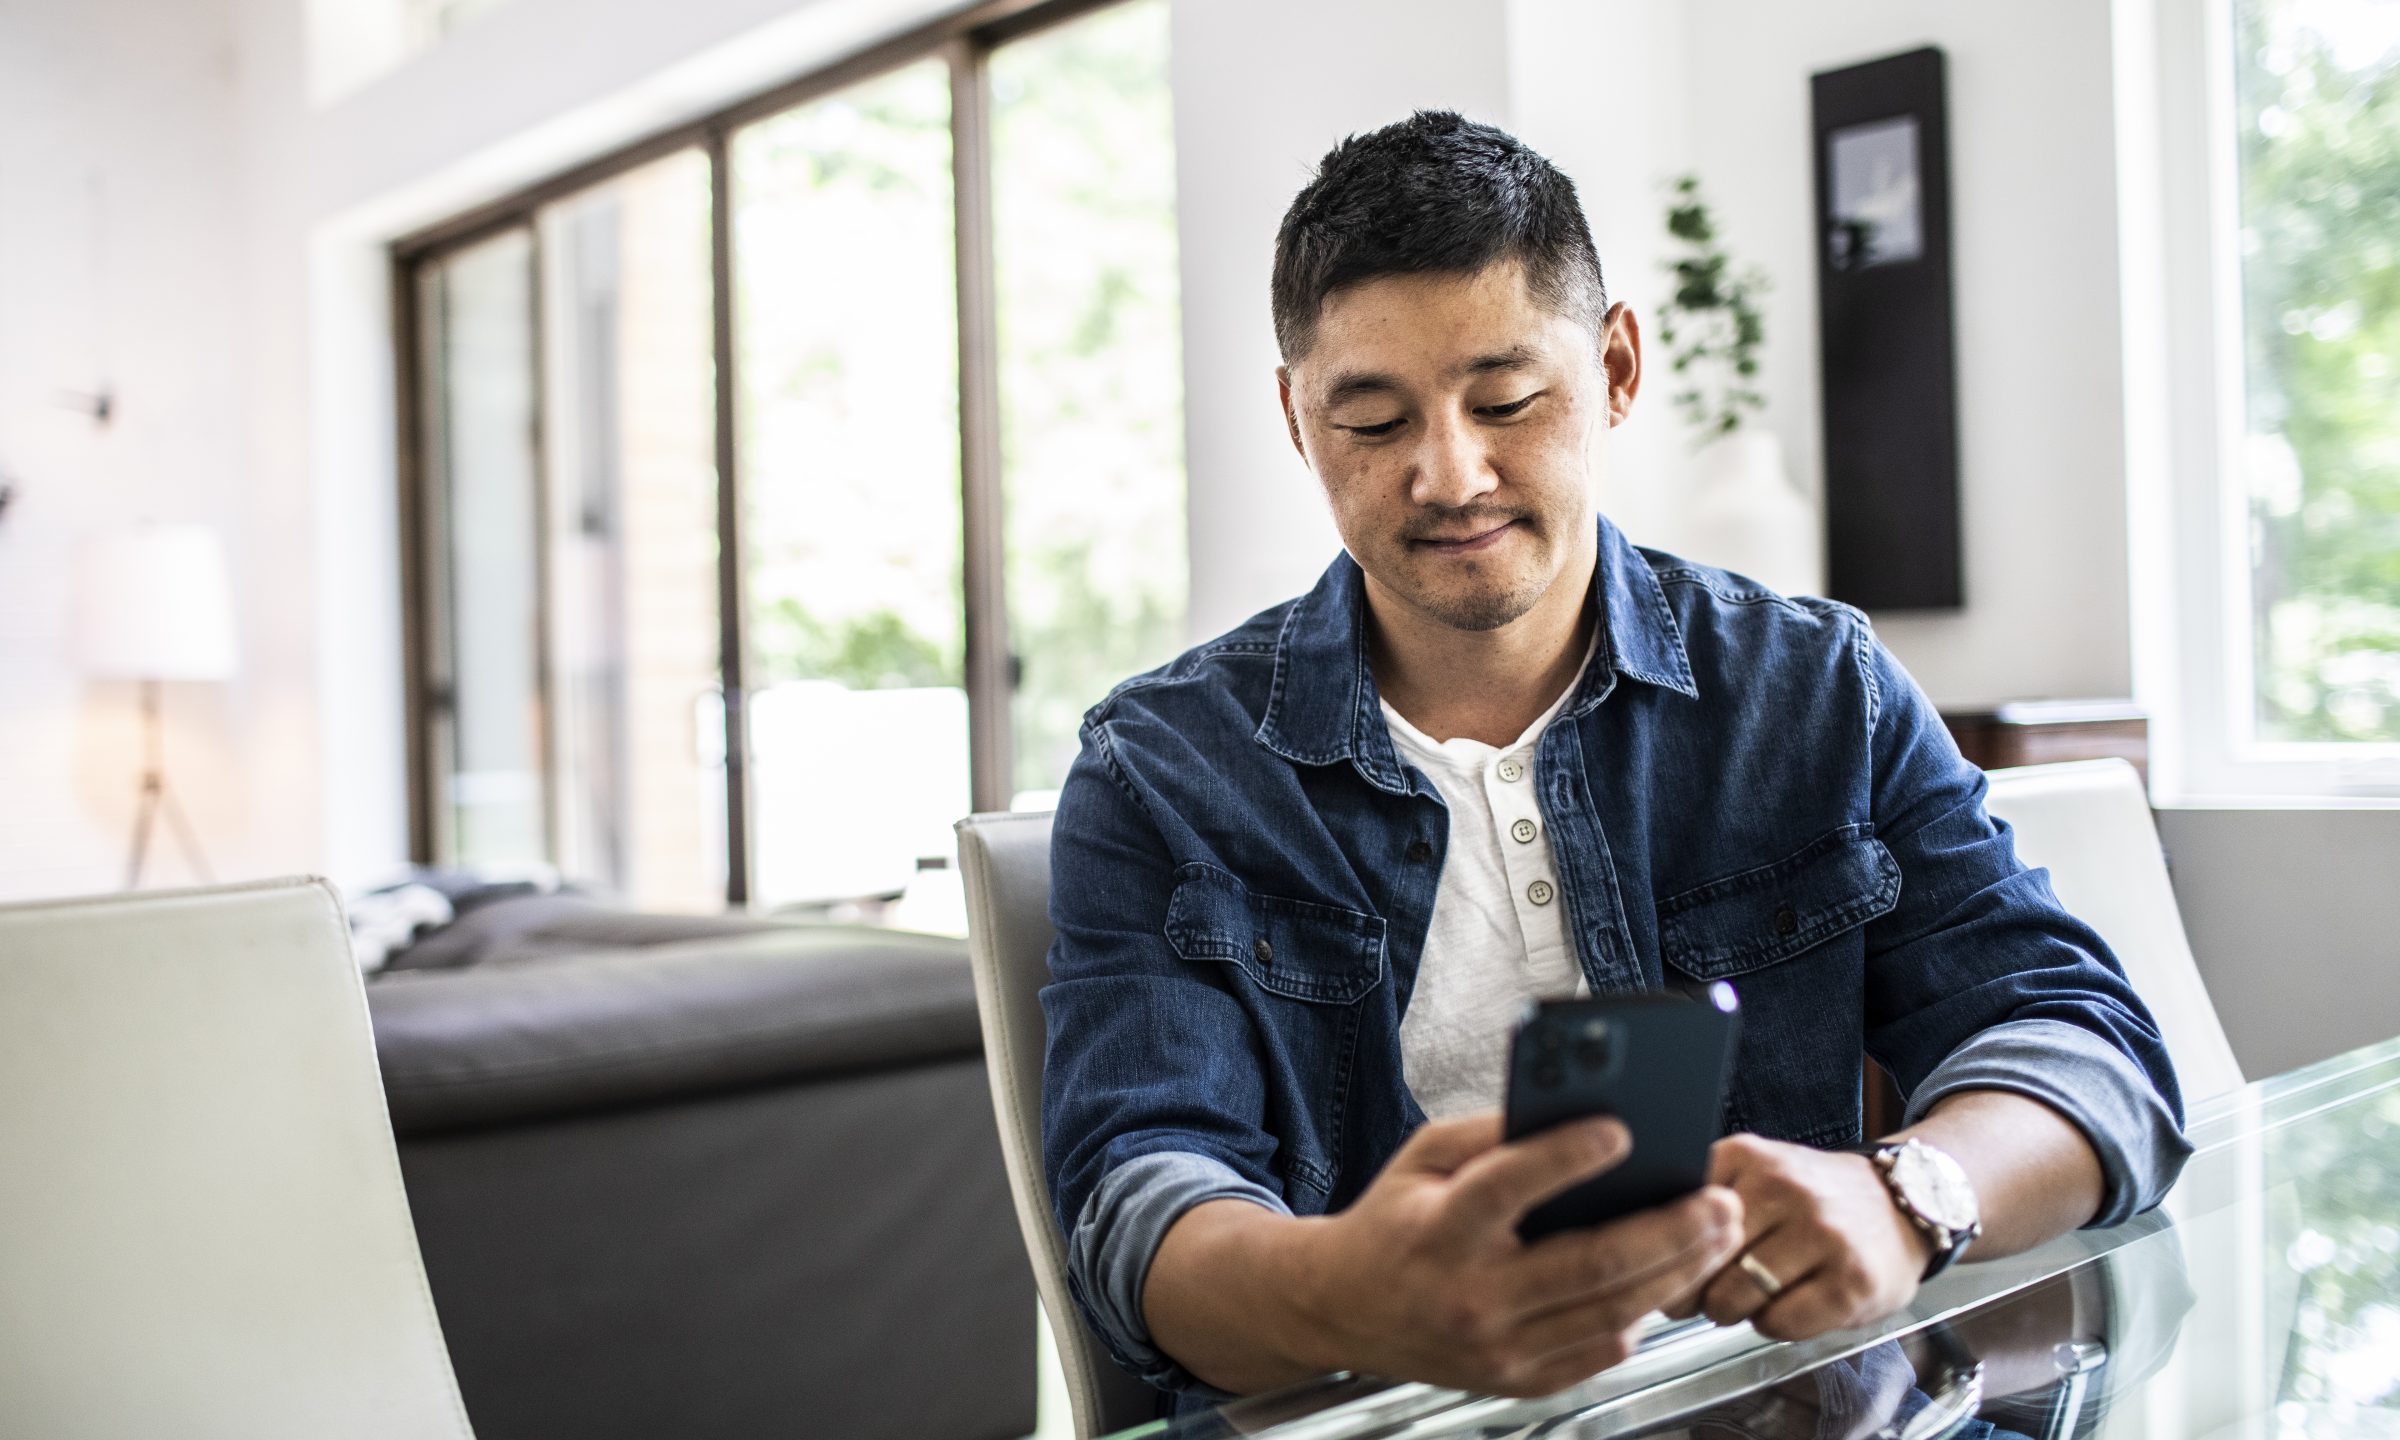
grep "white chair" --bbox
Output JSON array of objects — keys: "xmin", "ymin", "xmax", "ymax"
[
  {"xmin": 957, "ymin": 812, "xmax": 1158, "ymax": 1440},
  {"xmin": 1983, "ymin": 758, "xmax": 2246, "ymax": 1102},
  {"xmin": 0, "ymin": 877, "xmax": 475, "ymax": 1439}
]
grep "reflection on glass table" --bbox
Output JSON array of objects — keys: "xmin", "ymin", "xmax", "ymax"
[{"xmin": 1103, "ymin": 1034, "xmax": 2400, "ymax": 1439}]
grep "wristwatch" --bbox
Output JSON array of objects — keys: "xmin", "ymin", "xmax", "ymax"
[{"xmin": 1863, "ymin": 1138, "xmax": 1983, "ymax": 1280}]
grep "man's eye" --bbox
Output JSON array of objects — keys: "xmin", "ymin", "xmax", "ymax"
[
  {"xmin": 1341, "ymin": 418, "xmax": 1405, "ymax": 437},
  {"xmin": 1479, "ymin": 394, "xmax": 1538, "ymax": 418}
]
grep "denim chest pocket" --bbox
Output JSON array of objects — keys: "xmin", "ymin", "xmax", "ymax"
[
  {"xmin": 1658, "ymin": 825, "xmax": 1902, "ymax": 981},
  {"xmin": 1163, "ymin": 865, "xmax": 1385, "ymax": 1005}
]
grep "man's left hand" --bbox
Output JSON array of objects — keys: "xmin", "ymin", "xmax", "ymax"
[{"xmin": 1665, "ymin": 1134, "xmax": 1933, "ymax": 1341}]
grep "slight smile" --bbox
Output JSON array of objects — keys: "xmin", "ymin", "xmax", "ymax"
[{"xmin": 1412, "ymin": 520, "xmax": 1518, "ymax": 555}]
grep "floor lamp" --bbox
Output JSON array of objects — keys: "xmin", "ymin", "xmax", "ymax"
[{"xmin": 77, "ymin": 524, "xmax": 240, "ymax": 888}]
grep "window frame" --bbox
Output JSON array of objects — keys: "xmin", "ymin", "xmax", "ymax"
[
  {"xmin": 392, "ymin": 0, "xmax": 1130, "ymax": 906},
  {"xmin": 2125, "ymin": 0, "xmax": 2400, "ymax": 806}
]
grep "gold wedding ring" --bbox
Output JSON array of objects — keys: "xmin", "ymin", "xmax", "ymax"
[{"xmin": 1737, "ymin": 1251, "xmax": 1785, "ymax": 1300}]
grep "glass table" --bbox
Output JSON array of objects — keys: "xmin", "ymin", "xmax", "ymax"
[{"xmin": 1104, "ymin": 1034, "xmax": 2400, "ymax": 1439}]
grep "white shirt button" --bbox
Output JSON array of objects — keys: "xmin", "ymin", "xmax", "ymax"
[
  {"xmin": 1527, "ymin": 879, "xmax": 1555, "ymax": 906},
  {"xmin": 1496, "ymin": 758, "xmax": 1526, "ymax": 782},
  {"xmin": 1510, "ymin": 818, "xmax": 1537, "ymax": 844}
]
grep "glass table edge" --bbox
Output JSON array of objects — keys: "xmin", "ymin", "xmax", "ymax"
[{"xmin": 1100, "ymin": 1032, "xmax": 2400, "ymax": 1439}]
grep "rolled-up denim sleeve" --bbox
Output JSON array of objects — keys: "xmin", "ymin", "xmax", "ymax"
[
  {"xmin": 1851, "ymin": 621, "xmax": 2191, "ymax": 1221},
  {"xmin": 1901, "ymin": 1018, "xmax": 2191, "ymax": 1224},
  {"xmin": 1042, "ymin": 719, "xmax": 1292, "ymax": 1394},
  {"xmin": 1066, "ymin": 1151, "xmax": 1292, "ymax": 1392}
]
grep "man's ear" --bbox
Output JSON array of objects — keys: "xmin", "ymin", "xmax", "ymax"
[
  {"xmin": 1600, "ymin": 303, "xmax": 1643, "ymax": 427},
  {"xmin": 1276, "ymin": 367, "xmax": 1308, "ymax": 461}
]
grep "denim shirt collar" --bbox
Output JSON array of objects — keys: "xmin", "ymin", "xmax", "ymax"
[{"xmin": 1256, "ymin": 514, "xmax": 1699, "ymax": 795}]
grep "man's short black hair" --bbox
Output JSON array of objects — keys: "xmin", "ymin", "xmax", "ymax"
[{"xmin": 1271, "ymin": 110, "xmax": 1609, "ymax": 364}]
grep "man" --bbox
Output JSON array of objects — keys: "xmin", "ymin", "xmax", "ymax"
[{"xmin": 1041, "ymin": 111, "xmax": 2187, "ymax": 1413}]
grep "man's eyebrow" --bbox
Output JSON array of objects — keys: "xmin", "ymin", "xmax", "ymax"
[
  {"xmin": 1457, "ymin": 345, "xmax": 1541, "ymax": 377},
  {"xmin": 1317, "ymin": 348, "xmax": 1542, "ymax": 408},
  {"xmin": 1319, "ymin": 370, "xmax": 1401, "ymax": 407}
]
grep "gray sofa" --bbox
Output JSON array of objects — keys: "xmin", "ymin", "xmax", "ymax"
[{"xmin": 364, "ymin": 894, "xmax": 1037, "ymax": 1440}]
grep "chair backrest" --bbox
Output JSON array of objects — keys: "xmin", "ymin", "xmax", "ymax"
[
  {"xmin": 0, "ymin": 878, "xmax": 475, "ymax": 1439},
  {"xmin": 956, "ymin": 812, "xmax": 1157, "ymax": 1440},
  {"xmin": 1982, "ymin": 759, "xmax": 2246, "ymax": 1102}
]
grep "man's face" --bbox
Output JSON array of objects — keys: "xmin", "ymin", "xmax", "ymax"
[{"xmin": 1279, "ymin": 262, "xmax": 1639, "ymax": 634}]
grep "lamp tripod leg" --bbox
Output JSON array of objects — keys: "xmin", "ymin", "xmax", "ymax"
[
  {"xmin": 123, "ymin": 677, "xmax": 215, "ymax": 889},
  {"xmin": 157, "ymin": 783, "xmax": 216, "ymax": 885},
  {"xmin": 125, "ymin": 775, "xmax": 161, "ymax": 890}
]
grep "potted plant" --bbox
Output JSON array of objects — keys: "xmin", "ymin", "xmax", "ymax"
[{"xmin": 1655, "ymin": 175, "xmax": 1819, "ymax": 595}]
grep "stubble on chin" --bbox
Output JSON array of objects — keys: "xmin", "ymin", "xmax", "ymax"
[{"xmin": 1387, "ymin": 552, "xmax": 1551, "ymax": 633}]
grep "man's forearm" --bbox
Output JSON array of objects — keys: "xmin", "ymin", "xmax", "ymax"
[
  {"xmin": 1142, "ymin": 1199, "xmax": 1331, "ymax": 1395},
  {"xmin": 1894, "ymin": 1089, "xmax": 2105, "ymax": 1257},
  {"xmin": 1138, "ymin": 1115, "xmax": 1743, "ymax": 1401}
]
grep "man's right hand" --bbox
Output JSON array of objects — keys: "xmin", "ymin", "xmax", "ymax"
[{"xmin": 1142, "ymin": 1113, "xmax": 1745, "ymax": 1399}]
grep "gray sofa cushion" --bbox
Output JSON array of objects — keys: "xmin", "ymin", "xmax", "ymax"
[{"xmin": 369, "ymin": 920, "xmax": 981, "ymax": 1136}]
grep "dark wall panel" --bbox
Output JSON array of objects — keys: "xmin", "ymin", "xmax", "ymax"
[{"xmin": 1814, "ymin": 46, "xmax": 1963, "ymax": 611}]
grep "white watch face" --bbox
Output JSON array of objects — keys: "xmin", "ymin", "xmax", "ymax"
[{"xmin": 1891, "ymin": 1142, "xmax": 1980, "ymax": 1234}]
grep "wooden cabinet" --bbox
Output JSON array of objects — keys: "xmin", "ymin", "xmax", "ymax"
[{"xmin": 1941, "ymin": 700, "xmax": 2148, "ymax": 782}]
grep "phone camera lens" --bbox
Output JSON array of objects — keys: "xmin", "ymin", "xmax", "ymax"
[
  {"xmin": 1533, "ymin": 1059, "xmax": 1566, "ymax": 1089},
  {"xmin": 1534, "ymin": 1024, "xmax": 1564, "ymax": 1054}
]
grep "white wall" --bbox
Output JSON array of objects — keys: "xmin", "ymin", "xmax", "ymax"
[
  {"xmin": 1168, "ymin": 0, "xmax": 1515, "ymax": 642},
  {"xmin": 2158, "ymin": 808, "xmax": 2400, "ymax": 1077},
  {"xmin": 0, "ymin": 0, "xmax": 322, "ymax": 900},
  {"xmin": 1504, "ymin": 0, "xmax": 1695, "ymax": 553},
  {"xmin": 1674, "ymin": 0, "xmax": 2134, "ymax": 709}
]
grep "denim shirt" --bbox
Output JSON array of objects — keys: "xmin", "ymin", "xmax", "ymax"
[{"xmin": 1040, "ymin": 517, "xmax": 2190, "ymax": 1403}]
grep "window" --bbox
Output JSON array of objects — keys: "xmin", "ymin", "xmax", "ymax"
[
  {"xmin": 415, "ymin": 228, "xmax": 544, "ymax": 871},
  {"xmin": 732, "ymin": 60, "xmax": 969, "ymax": 912},
  {"xmin": 538, "ymin": 151, "xmax": 724, "ymax": 911},
  {"xmin": 2129, "ymin": 0, "xmax": 2400, "ymax": 800},
  {"xmin": 991, "ymin": 0, "xmax": 1188, "ymax": 807},
  {"xmin": 2233, "ymin": 0, "xmax": 2400, "ymax": 749},
  {"xmin": 397, "ymin": 0, "xmax": 1186, "ymax": 915}
]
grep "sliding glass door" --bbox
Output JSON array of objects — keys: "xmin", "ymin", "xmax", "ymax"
[
  {"xmin": 991, "ymin": 0, "xmax": 1186, "ymax": 806},
  {"xmin": 417, "ymin": 228, "xmax": 546, "ymax": 872},
  {"xmin": 400, "ymin": 0, "xmax": 1184, "ymax": 919},
  {"xmin": 538, "ymin": 150, "xmax": 725, "ymax": 910},
  {"xmin": 732, "ymin": 60, "xmax": 971, "ymax": 913}
]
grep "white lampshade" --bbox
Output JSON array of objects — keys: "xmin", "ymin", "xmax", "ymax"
[{"xmin": 76, "ymin": 524, "xmax": 241, "ymax": 681}]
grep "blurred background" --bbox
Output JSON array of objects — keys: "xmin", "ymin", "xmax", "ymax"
[{"xmin": 1, "ymin": 0, "xmax": 2398, "ymax": 1084}]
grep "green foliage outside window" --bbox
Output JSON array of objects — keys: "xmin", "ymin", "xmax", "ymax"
[
  {"xmin": 992, "ymin": 0, "xmax": 1189, "ymax": 799},
  {"xmin": 751, "ymin": 599, "xmax": 962, "ymax": 691},
  {"xmin": 735, "ymin": 62, "xmax": 967, "ymax": 700},
  {"xmin": 2236, "ymin": 0, "xmax": 2400, "ymax": 743},
  {"xmin": 736, "ymin": 2, "xmax": 1188, "ymax": 805}
]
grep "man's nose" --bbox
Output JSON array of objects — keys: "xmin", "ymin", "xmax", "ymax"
[{"xmin": 1407, "ymin": 413, "xmax": 1498, "ymax": 510}]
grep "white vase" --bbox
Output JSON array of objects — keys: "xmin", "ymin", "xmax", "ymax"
[{"xmin": 1680, "ymin": 430, "xmax": 1822, "ymax": 597}]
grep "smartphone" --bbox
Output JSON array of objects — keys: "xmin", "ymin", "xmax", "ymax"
[{"xmin": 1502, "ymin": 983, "xmax": 1742, "ymax": 1242}]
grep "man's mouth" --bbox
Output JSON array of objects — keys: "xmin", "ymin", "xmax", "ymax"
[{"xmin": 1410, "ymin": 519, "xmax": 1518, "ymax": 555}]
